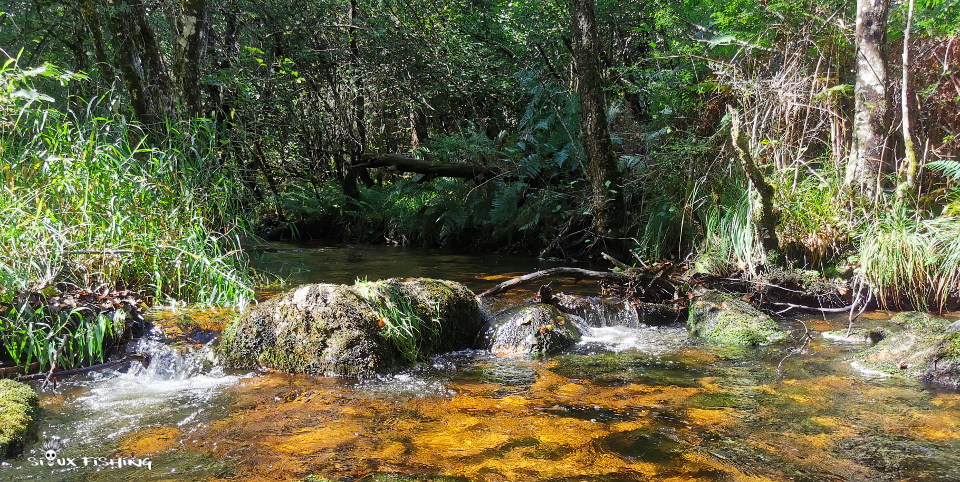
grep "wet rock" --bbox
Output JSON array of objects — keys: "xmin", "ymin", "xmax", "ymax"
[
  {"xmin": 854, "ymin": 312, "xmax": 960, "ymax": 387},
  {"xmin": 822, "ymin": 326, "xmax": 890, "ymax": 344},
  {"xmin": 687, "ymin": 290, "xmax": 786, "ymax": 346},
  {"xmin": 217, "ymin": 278, "xmax": 482, "ymax": 377},
  {"xmin": 476, "ymin": 303, "xmax": 583, "ymax": 356},
  {"xmin": 0, "ymin": 379, "xmax": 39, "ymax": 459}
]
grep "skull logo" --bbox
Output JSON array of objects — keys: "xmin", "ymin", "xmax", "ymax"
[{"xmin": 39, "ymin": 437, "xmax": 65, "ymax": 463}]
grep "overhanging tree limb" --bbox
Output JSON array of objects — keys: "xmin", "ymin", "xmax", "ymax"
[{"xmin": 727, "ymin": 105, "xmax": 779, "ymax": 251}]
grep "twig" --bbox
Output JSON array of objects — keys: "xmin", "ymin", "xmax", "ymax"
[
  {"xmin": 64, "ymin": 249, "xmax": 134, "ymax": 255},
  {"xmin": 718, "ymin": 277, "xmax": 806, "ymax": 294},
  {"xmin": 601, "ymin": 252, "xmax": 633, "ymax": 271},
  {"xmin": 777, "ymin": 320, "xmax": 812, "ymax": 379},
  {"xmin": 772, "ymin": 302, "xmax": 852, "ymax": 315},
  {"xmin": 41, "ymin": 334, "xmax": 71, "ymax": 390}
]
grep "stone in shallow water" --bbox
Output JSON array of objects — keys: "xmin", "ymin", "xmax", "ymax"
[
  {"xmin": 854, "ymin": 312, "xmax": 960, "ymax": 388},
  {"xmin": 217, "ymin": 278, "xmax": 482, "ymax": 377},
  {"xmin": 476, "ymin": 303, "xmax": 582, "ymax": 356},
  {"xmin": 687, "ymin": 289, "xmax": 786, "ymax": 346}
]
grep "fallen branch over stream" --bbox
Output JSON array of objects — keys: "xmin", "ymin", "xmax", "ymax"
[
  {"xmin": 477, "ymin": 267, "xmax": 633, "ymax": 298},
  {"xmin": 772, "ymin": 302, "xmax": 853, "ymax": 315},
  {"xmin": 14, "ymin": 353, "xmax": 150, "ymax": 382}
]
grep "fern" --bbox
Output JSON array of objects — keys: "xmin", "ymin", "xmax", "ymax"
[{"xmin": 926, "ymin": 160, "xmax": 960, "ymax": 183}]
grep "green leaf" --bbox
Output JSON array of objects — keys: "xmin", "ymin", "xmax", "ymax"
[{"xmin": 10, "ymin": 88, "xmax": 54, "ymax": 103}]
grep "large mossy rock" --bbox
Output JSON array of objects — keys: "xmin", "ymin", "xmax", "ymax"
[
  {"xmin": 854, "ymin": 312, "xmax": 960, "ymax": 387},
  {"xmin": 0, "ymin": 379, "xmax": 39, "ymax": 459},
  {"xmin": 218, "ymin": 278, "xmax": 482, "ymax": 377},
  {"xmin": 687, "ymin": 290, "xmax": 786, "ymax": 346},
  {"xmin": 476, "ymin": 303, "xmax": 582, "ymax": 356}
]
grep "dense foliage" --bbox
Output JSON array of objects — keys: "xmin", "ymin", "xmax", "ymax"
[{"xmin": 1, "ymin": 0, "xmax": 959, "ymax": 337}]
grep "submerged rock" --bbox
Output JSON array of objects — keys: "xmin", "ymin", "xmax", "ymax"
[
  {"xmin": 687, "ymin": 290, "xmax": 786, "ymax": 346},
  {"xmin": 854, "ymin": 312, "xmax": 960, "ymax": 387},
  {"xmin": 217, "ymin": 278, "xmax": 482, "ymax": 377},
  {"xmin": 476, "ymin": 303, "xmax": 583, "ymax": 356},
  {"xmin": 0, "ymin": 379, "xmax": 39, "ymax": 459}
]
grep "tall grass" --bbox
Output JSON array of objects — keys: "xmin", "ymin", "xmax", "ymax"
[
  {"xmin": 1, "ymin": 61, "xmax": 256, "ymax": 309},
  {"xmin": 858, "ymin": 207, "xmax": 960, "ymax": 311}
]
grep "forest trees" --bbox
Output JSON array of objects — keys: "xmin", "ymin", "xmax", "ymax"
[{"xmin": 3, "ymin": 0, "xmax": 959, "ymax": 283}]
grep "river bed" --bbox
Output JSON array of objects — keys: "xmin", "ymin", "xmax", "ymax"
[{"xmin": 3, "ymin": 244, "xmax": 959, "ymax": 481}]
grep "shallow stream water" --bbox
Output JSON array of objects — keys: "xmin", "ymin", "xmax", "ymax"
[{"xmin": 3, "ymin": 244, "xmax": 960, "ymax": 481}]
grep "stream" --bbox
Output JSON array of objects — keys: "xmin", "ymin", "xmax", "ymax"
[{"xmin": 3, "ymin": 244, "xmax": 960, "ymax": 481}]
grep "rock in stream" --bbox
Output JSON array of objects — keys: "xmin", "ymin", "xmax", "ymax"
[
  {"xmin": 687, "ymin": 289, "xmax": 786, "ymax": 346},
  {"xmin": 217, "ymin": 278, "xmax": 482, "ymax": 377},
  {"xmin": 853, "ymin": 311, "xmax": 960, "ymax": 388}
]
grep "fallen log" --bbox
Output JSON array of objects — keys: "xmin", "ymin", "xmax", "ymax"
[
  {"xmin": 14, "ymin": 353, "xmax": 151, "ymax": 382},
  {"xmin": 344, "ymin": 152, "xmax": 500, "ymax": 198},
  {"xmin": 477, "ymin": 267, "xmax": 633, "ymax": 298}
]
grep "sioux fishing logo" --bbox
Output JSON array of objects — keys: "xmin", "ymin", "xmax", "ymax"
[{"xmin": 28, "ymin": 437, "xmax": 152, "ymax": 470}]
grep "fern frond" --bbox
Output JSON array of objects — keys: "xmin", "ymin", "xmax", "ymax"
[{"xmin": 926, "ymin": 160, "xmax": 960, "ymax": 182}]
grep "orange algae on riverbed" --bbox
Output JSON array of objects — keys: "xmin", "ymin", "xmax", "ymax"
[
  {"xmin": 66, "ymin": 362, "xmax": 960, "ymax": 482},
  {"xmin": 171, "ymin": 369, "xmax": 728, "ymax": 481}
]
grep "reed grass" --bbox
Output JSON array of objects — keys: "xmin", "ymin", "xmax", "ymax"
[
  {"xmin": 1, "ymin": 60, "xmax": 258, "ymax": 372},
  {"xmin": 858, "ymin": 207, "xmax": 960, "ymax": 311}
]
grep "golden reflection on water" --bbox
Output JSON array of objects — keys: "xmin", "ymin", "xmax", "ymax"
[{"xmin": 90, "ymin": 346, "xmax": 956, "ymax": 482}]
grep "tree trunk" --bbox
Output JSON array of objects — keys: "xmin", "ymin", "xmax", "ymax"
[
  {"xmin": 105, "ymin": 0, "xmax": 154, "ymax": 125},
  {"xmin": 728, "ymin": 105, "xmax": 779, "ymax": 251},
  {"xmin": 571, "ymin": 0, "xmax": 621, "ymax": 235},
  {"xmin": 896, "ymin": 0, "xmax": 918, "ymax": 204},
  {"xmin": 846, "ymin": 0, "xmax": 891, "ymax": 198},
  {"xmin": 177, "ymin": 0, "xmax": 209, "ymax": 117},
  {"xmin": 78, "ymin": 0, "xmax": 115, "ymax": 81}
]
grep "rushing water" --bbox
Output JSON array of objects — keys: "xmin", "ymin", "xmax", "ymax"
[{"xmin": 3, "ymin": 244, "xmax": 960, "ymax": 481}]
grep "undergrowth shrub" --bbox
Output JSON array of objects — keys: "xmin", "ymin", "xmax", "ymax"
[{"xmin": 0, "ymin": 60, "xmax": 256, "ymax": 307}]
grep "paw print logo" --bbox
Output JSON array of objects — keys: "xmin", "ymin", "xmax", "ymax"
[{"xmin": 39, "ymin": 437, "xmax": 65, "ymax": 463}]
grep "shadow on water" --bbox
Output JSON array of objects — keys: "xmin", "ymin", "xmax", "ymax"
[{"xmin": 5, "ymin": 245, "xmax": 960, "ymax": 481}]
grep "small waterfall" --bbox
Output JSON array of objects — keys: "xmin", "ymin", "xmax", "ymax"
[{"xmin": 564, "ymin": 297, "xmax": 688, "ymax": 354}]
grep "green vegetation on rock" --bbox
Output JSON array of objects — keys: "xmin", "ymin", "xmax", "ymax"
[
  {"xmin": 855, "ymin": 312, "xmax": 960, "ymax": 387},
  {"xmin": 0, "ymin": 379, "xmax": 39, "ymax": 458},
  {"xmin": 218, "ymin": 278, "xmax": 482, "ymax": 376},
  {"xmin": 687, "ymin": 290, "xmax": 786, "ymax": 346}
]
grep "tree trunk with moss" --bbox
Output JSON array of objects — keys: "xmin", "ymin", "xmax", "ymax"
[
  {"xmin": 846, "ymin": 0, "xmax": 891, "ymax": 198},
  {"xmin": 177, "ymin": 0, "xmax": 209, "ymax": 117},
  {"xmin": 571, "ymin": 0, "xmax": 621, "ymax": 235}
]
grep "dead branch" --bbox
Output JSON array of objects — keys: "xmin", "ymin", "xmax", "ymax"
[
  {"xmin": 15, "ymin": 353, "xmax": 150, "ymax": 382},
  {"xmin": 772, "ymin": 302, "xmax": 853, "ymax": 315},
  {"xmin": 477, "ymin": 267, "xmax": 633, "ymax": 298}
]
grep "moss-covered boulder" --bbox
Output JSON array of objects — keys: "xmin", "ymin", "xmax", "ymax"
[
  {"xmin": 0, "ymin": 379, "xmax": 39, "ymax": 459},
  {"xmin": 217, "ymin": 278, "xmax": 482, "ymax": 377},
  {"xmin": 476, "ymin": 304, "xmax": 582, "ymax": 356},
  {"xmin": 687, "ymin": 290, "xmax": 786, "ymax": 346},
  {"xmin": 854, "ymin": 312, "xmax": 960, "ymax": 387}
]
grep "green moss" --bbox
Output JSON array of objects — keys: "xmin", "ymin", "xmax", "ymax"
[
  {"xmin": 940, "ymin": 331, "xmax": 960, "ymax": 361},
  {"xmin": 890, "ymin": 312, "xmax": 948, "ymax": 331},
  {"xmin": 218, "ymin": 279, "xmax": 481, "ymax": 376},
  {"xmin": 688, "ymin": 290, "xmax": 785, "ymax": 346},
  {"xmin": 0, "ymin": 379, "xmax": 39, "ymax": 458}
]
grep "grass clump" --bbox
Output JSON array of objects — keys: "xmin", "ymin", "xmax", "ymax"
[
  {"xmin": 857, "ymin": 208, "xmax": 960, "ymax": 311},
  {"xmin": 0, "ymin": 307, "xmax": 121, "ymax": 372},
  {"xmin": 355, "ymin": 279, "xmax": 443, "ymax": 364}
]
